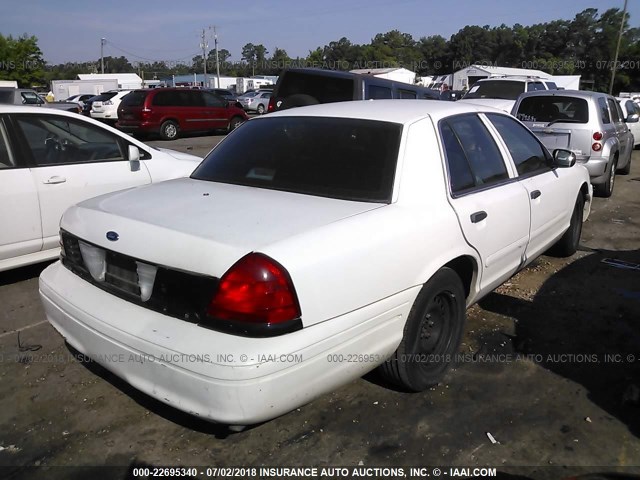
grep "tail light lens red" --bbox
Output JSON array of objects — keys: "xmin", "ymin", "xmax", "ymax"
[
  {"xmin": 207, "ymin": 253, "xmax": 301, "ymax": 326},
  {"xmin": 141, "ymin": 107, "xmax": 152, "ymax": 120},
  {"xmin": 593, "ymin": 131, "xmax": 603, "ymax": 141},
  {"xmin": 592, "ymin": 142, "xmax": 602, "ymax": 151},
  {"xmin": 268, "ymin": 96, "xmax": 276, "ymax": 113}
]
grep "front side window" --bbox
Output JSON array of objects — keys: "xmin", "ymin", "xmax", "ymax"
[
  {"xmin": 440, "ymin": 114, "xmax": 509, "ymax": 195},
  {"xmin": 526, "ymin": 82, "xmax": 546, "ymax": 92},
  {"xmin": 192, "ymin": 117, "xmax": 402, "ymax": 203},
  {"xmin": 203, "ymin": 92, "xmax": 225, "ymax": 107},
  {"xmin": 15, "ymin": 115, "xmax": 123, "ymax": 166},
  {"xmin": 487, "ymin": 113, "xmax": 550, "ymax": 176},
  {"xmin": 397, "ymin": 89, "xmax": 417, "ymax": 99},
  {"xmin": 607, "ymin": 98, "xmax": 621, "ymax": 123}
]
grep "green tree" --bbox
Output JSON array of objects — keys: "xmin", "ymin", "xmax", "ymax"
[{"xmin": 0, "ymin": 33, "xmax": 45, "ymax": 87}]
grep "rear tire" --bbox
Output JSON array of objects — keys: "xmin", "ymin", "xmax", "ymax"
[
  {"xmin": 595, "ymin": 156, "xmax": 617, "ymax": 198},
  {"xmin": 380, "ymin": 267, "xmax": 465, "ymax": 391},
  {"xmin": 159, "ymin": 120, "xmax": 179, "ymax": 141},
  {"xmin": 550, "ymin": 193, "xmax": 584, "ymax": 257}
]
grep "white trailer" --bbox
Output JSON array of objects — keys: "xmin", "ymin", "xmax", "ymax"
[
  {"xmin": 0, "ymin": 80, "xmax": 18, "ymax": 88},
  {"xmin": 51, "ymin": 79, "xmax": 119, "ymax": 101}
]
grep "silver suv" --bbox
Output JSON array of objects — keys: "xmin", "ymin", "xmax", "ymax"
[{"xmin": 513, "ymin": 90, "xmax": 634, "ymax": 197}]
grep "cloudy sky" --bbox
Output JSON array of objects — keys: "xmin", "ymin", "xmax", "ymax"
[{"xmin": 1, "ymin": 0, "xmax": 637, "ymax": 65}]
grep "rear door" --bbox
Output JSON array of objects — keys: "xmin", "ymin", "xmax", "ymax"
[
  {"xmin": 11, "ymin": 113, "xmax": 152, "ymax": 252},
  {"xmin": 0, "ymin": 116, "xmax": 43, "ymax": 264},
  {"xmin": 440, "ymin": 114, "xmax": 530, "ymax": 295},
  {"xmin": 486, "ymin": 113, "xmax": 577, "ymax": 261}
]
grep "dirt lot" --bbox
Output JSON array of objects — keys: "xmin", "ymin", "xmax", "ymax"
[{"xmin": 1, "ymin": 138, "xmax": 639, "ymax": 480}]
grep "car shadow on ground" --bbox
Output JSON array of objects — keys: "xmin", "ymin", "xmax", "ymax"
[
  {"xmin": 479, "ymin": 248, "xmax": 640, "ymax": 438},
  {"xmin": 64, "ymin": 343, "xmax": 248, "ymax": 439},
  {"xmin": 0, "ymin": 261, "xmax": 54, "ymax": 287}
]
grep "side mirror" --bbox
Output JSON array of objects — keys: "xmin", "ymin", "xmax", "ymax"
[
  {"xmin": 625, "ymin": 113, "xmax": 639, "ymax": 123},
  {"xmin": 552, "ymin": 149, "xmax": 576, "ymax": 168},
  {"xmin": 128, "ymin": 145, "xmax": 141, "ymax": 172}
]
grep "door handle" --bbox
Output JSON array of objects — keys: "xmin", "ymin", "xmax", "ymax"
[
  {"xmin": 470, "ymin": 211, "xmax": 487, "ymax": 223},
  {"xmin": 530, "ymin": 190, "xmax": 541, "ymax": 199},
  {"xmin": 43, "ymin": 176, "xmax": 67, "ymax": 184}
]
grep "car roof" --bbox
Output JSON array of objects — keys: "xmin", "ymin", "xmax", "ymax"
[
  {"xmin": 261, "ymin": 99, "xmax": 508, "ymax": 125},
  {"xmin": 518, "ymin": 89, "xmax": 609, "ymax": 100}
]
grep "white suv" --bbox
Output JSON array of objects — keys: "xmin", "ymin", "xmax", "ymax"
[
  {"xmin": 90, "ymin": 90, "xmax": 132, "ymax": 124},
  {"xmin": 460, "ymin": 76, "xmax": 558, "ymax": 112}
]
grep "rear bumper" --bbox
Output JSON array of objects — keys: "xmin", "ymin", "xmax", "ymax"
[{"xmin": 39, "ymin": 261, "xmax": 411, "ymax": 425}]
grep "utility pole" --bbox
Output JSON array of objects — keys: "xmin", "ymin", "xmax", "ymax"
[
  {"xmin": 214, "ymin": 26, "xmax": 221, "ymax": 89},
  {"xmin": 101, "ymin": 38, "xmax": 106, "ymax": 74},
  {"xmin": 200, "ymin": 28, "xmax": 208, "ymax": 87},
  {"xmin": 609, "ymin": 0, "xmax": 628, "ymax": 94}
]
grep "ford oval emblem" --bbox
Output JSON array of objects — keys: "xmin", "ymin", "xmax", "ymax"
[{"xmin": 106, "ymin": 231, "xmax": 119, "ymax": 242}]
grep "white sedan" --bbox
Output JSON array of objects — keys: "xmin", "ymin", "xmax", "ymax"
[
  {"xmin": 39, "ymin": 100, "xmax": 592, "ymax": 426},
  {"xmin": 0, "ymin": 105, "xmax": 202, "ymax": 272}
]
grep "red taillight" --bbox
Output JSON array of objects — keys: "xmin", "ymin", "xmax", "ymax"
[
  {"xmin": 267, "ymin": 96, "xmax": 276, "ymax": 113},
  {"xmin": 207, "ymin": 253, "xmax": 301, "ymax": 325},
  {"xmin": 141, "ymin": 107, "xmax": 152, "ymax": 119},
  {"xmin": 592, "ymin": 142, "xmax": 602, "ymax": 151},
  {"xmin": 593, "ymin": 131, "xmax": 603, "ymax": 141}
]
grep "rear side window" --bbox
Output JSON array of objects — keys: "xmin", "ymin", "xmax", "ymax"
[
  {"xmin": 516, "ymin": 96, "xmax": 589, "ymax": 124},
  {"xmin": 440, "ymin": 114, "xmax": 509, "ymax": 195},
  {"xmin": 120, "ymin": 91, "xmax": 149, "ymax": 107},
  {"xmin": 545, "ymin": 82, "xmax": 558, "ymax": 90},
  {"xmin": 598, "ymin": 97, "xmax": 611, "ymax": 124},
  {"xmin": 487, "ymin": 114, "xmax": 550, "ymax": 175},
  {"xmin": 368, "ymin": 85, "xmax": 392, "ymax": 99},
  {"xmin": 0, "ymin": 121, "xmax": 15, "ymax": 168},
  {"xmin": 277, "ymin": 71, "xmax": 354, "ymax": 103},
  {"xmin": 152, "ymin": 90, "xmax": 179, "ymax": 106},
  {"xmin": 192, "ymin": 117, "xmax": 402, "ymax": 203}
]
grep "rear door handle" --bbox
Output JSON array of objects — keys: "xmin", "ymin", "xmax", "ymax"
[
  {"xmin": 43, "ymin": 176, "xmax": 67, "ymax": 184},
  {"xmin": 530, "ymin": 190, "xmax": 541, "ymax": 199},
  {"xmin": 470, "ymin": 211, "xmax": 487, "ymax": 223}
]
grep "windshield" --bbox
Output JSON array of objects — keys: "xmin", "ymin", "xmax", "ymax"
[
  {"xmin": 516, "ymin": 96, "xmax": 589, "ymax": 124},
  {"xmin": 191, "ymin": 116, "xmax": 402, "ymax": 203},
  {"xmin": 92, "ymin": 92, "xmax": 118, "ymax": 102},
  {"xmin": 463, "ymin": 80, "xmax": 525, "ymax": 100}
]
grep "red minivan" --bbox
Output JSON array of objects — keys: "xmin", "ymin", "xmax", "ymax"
[{"xmin": 117, "ymin": 88, "xmax": 248, "ymax": 140}]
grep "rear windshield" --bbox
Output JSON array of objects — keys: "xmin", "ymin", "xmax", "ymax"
[
  {"xmin": 120, "ymin": 91, "xmax": 149, "ymax": 107},
  {"xmin": 515, "ymin": 96, "xmax": 589, "ymax": 124},
  {"xmin": 0, "ymin": 91, "xmax": 13, "ymax": 103},
  {"xmin": 277, "ymin": 71, "xmax": 355, "ymax": 103},
  {"xmin": 463, "ymin": 80, "xmax": 525, "ymax": 100},
  {"xmin": 191, "ymin": 117, "xmax": 402, "ymax": 203},
  {"xmin": 92, "ymin": 92, "xmax": 118, "ymax": 102}
]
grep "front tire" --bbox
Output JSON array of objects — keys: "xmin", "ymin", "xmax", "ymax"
[
  {"xmin": 159, "ymin": 120, "xmax": 179, "ymax": 141},
  {"xmin": 550, "ymin": 193, "xmax": 584, "ymax": 257},
  {"xmin": 380, "ymin": 268, "xmax": 465, "ymax": 391},
  {"xmin": 227, "ymin": 116, "xmax": 244, "ymax": 133},
  {"xmin": 256, "ymin": 104, "xmax": 265, "ymax": 115}
]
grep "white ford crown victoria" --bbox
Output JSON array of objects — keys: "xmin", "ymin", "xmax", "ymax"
[
  {"xmin": 0, "ymin": 106, "xmax": 202, "ymax": 272},
  {"xmin": 39, "ymin": 100, "xmax": 592, "ymax": 426}
]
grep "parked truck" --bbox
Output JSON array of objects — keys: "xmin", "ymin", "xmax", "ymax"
[{"xmin": 0, "ymin": 87, "xmax": 81, "ymax": 113}]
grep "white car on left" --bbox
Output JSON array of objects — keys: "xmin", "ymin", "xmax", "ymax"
[{"xmin": 0, "ymin": 105, "xmax": 202, "ymax": 272}]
